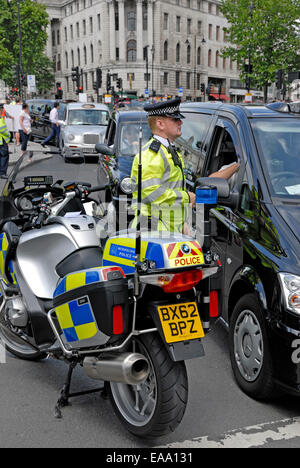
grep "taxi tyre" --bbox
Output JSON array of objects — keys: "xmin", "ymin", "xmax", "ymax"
[
  {"xmin": 229, "ymin": 293, "xmax": 276, "ymax": 400},
  {"xmin": 108, "ymin": 332, "xmax": 188, "ymax": 439}
]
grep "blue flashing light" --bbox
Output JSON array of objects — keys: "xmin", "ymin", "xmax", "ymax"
[{"xmin": 196, "ymin": 186, "xmax": 218, "ymax": 205}]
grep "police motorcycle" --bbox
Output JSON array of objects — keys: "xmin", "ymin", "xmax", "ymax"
[{"xmin": 0, "ymin": 151, "xmax": 220, "ymax": 439}]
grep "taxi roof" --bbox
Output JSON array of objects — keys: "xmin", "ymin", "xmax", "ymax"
[{"xmin": 66, "ymin": 102, "xmax": 109, "ymax": 111}]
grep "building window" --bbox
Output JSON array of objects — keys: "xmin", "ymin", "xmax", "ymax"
[
  {"xmin": 127, "ymin": 73, "xmax": 135, "ymax": 81},
  {"xmin": 57, "ymin": 54, "xmax": 61, "ymax": 71},
  {"xmin": 164, "ymin": 72, "xmax": 168, "ymax": 85},
  {"xmin": 216, "ymin": 50, "xmax": 219, "ymax": 68},
  {"xmin": 57, "ymin": 30, "xmax": 60, "ymax": 45},
  {"xmin": 128, "ymin": 11, "xmax": 136, "ymax": 31},
  {"xmin": 208, "ymin": 2, "xmax": 212, "ymax": 14},
  {"xmin": 187, "ymin": 18, "xmax": 192, "ymax": 35},
  {"xmin": 176, "ymin": 43, "xmax": 180, "ymax": 62},
  {"xmin": 209, "ymin": 24, "xmax": 212, "ymax": 40},
  {"xmin": 175, "ymin": 71, "xmax": 180, "ymax": 88},
  {"xmin": 187, "ymin": 0, "xmax": 190, "ymax": 7},
  {"xmin": 65, "ymin": 51, "xmax": 68, "ymax": 69},
  {"xmin": 186, "ymin": 72, "xmax": 191, "ymax": 89},
  {"xmin": 71, "ymin": 50, "xmax": 74, "ymax": 67},
  {"xmin": 70, "ymin": 25, "xmax": 73, "ymax": 40},
  {"xmin": 77, "ymin": 48, "xmax": 81, "ymax": 66},
  {"xmin": 197, "ymin": 0, "xmax": 201, "ymax": 10},
  {"xmin": 52, "ymin": 30, "xmax": 55, "ymax": 47},
  {"xmin": 89, "ymin": 17, "xmax": 93, "ymax": 34},
  {"xmin": 115, "ymin": 9, "xmax": 119, "ymax": 31},
  {"xmin": 98, "ymin": 14, "xmax": 101, "ymax": 30},
  {"xmin": 90, "ymin": 43, "xmax": 94, "ymax": 62},
  {"xmin": 176, "ymin": 16, "xmax": 181, "ymax": 33},
  {"xmin": 116, "ymin": 47, "xmax": 119, "ymax": 61},
  {"xmin": 127, "ymin": 40, "xmax": 137, "ymax": 62},
  {"xmin": 164, "ymin": 40, "xmax": 168, "ymax": 61},
  {"xmin": 143, "ymin": 10, "xmax": 148, "ymax": 30},
  {"xmin": 76, "ymin": 22, "xmax": 80, "ymax": 38},
  {"xmin": 83, "ymin": 46, "xmax": 87, "ymax": 64},
  {"xmin": 223, "ymin": 57, "xmax": 226, "ymax": 70},
  {"xmin": 197, "ymin": 73, "xmax": 201, "ymax": 90},
  {"xmin": 197, "ymin": 21, "xmax": 202, "ymax": 34},
  {"xmin": 164, "ymin": 13, "xmax": 168, "ymax": 30},
  {"xmin": 197, "ymin": 46, "xmax": 201, "ymax": 65},
  {"xmin": 83, "ymin": 19, "xmax": 86, "ymax": 35},
  {"xmin": 208, "ymin": 49, "xmax": 212, "ymax": 67},
  {"xmin": 216, "ymin": 25, "xmax": 220, "ymax": 41},
  {"xmin": 64, "ymin": 27, "xmax": 67, "ymax": 42},
  {"xmin": 187, "ymin": 44, "xmax": 191, "ymax": 64}
]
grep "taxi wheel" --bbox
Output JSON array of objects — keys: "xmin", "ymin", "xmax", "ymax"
[
  {"xmin": 109, "ymin": 333, "xmax": 188, "ymax": 439},
  {"xmin": 229, "ymin": 293, "xmax": 276, "ymax": 400}
]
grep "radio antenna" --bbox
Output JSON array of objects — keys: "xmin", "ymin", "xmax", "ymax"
[{"xmin": 134, "ymin": 112, "xmax": 143, "ymax": 296}]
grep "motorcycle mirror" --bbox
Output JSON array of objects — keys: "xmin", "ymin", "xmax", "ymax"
[{"xmin": 95, "ymin": 143, "xmax": 114, "ymax": 156}]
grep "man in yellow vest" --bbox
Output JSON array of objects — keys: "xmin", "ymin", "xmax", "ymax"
[
  {"xmin": 131, "ymin": 98, "xmax": 195, "ymax": 233},
  {"xmin": 0, "ymin": 116, "xmax": 11, "ymax": 179}
]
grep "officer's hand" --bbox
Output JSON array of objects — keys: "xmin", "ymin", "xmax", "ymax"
[{"xmin": 188, "ymin": 191, "xmax": 196, "ymax": 207}]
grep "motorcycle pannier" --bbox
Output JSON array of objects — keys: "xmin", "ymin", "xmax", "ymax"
[{"xmin": 53, "ymin": 266, "xmax": 129, "ymax": 349}]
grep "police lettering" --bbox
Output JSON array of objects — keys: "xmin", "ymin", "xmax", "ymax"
[{"xmin": 174, "ymin": 256, "xmax": 202, "ymax": 267}]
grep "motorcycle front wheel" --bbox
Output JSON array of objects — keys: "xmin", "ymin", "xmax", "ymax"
[{"xmin": 109, "ymin": 333, "xmax": 188, "ymax": 439}]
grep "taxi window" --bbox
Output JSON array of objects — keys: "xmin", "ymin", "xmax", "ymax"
[{"xmin": 180, "ymin": 112, "xmax": 213, "ymax": 152}]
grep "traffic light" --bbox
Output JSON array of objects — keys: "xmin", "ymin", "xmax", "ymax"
[
  {"xmin": 106, "ymin": 73, "xmax": 111, "ymax": 92},
  {"xmin": 20, "ymin": 74, "xmax": 27, "ymax": 87},
  {"xmin": 200, "ymin": 83, "xmax": 205, "ymax": 94},
  {"xmin": 96, "ymin": 68, "xmax": 102, "ymax": 89},
  {"xmin": 116, "ymin": 77, "xmax": 122, "ymax": 90},
  {"xmin": 77, "ymin": 85, "xmax": 83, "ymax": 95},
  {"xmin": 56, "ymin": 82, "xmax": 63, "ymax": 99},
  {"xmin": 275, "ymin": 69, "xmax": 284, "ymax": 90},
  {"xmin": 72, "ymin": 66, "xmax": 80, "ymax": 86}
]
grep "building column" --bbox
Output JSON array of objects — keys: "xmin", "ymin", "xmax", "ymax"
[
  {"xmin": 147, "ymin": 0, "xmax": 154, "ymax": 50},
  {"xmin": 136, "ymin": 0, "xmax": 143, "ymax": 62},
  {"xmin": 118, "ymin": 0, "xmax": 126, "ymax": 62},
  {"xmin": 108, "ymin": 0, "xmax": 116, "ymax": 62}
]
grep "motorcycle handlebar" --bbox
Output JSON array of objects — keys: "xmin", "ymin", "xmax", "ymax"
[
  {"xmin": 35, "ymin": 210, "xmax": 48, "ymax": 229},
  {"xmin": 87, "ymin": 184, "xmax": 110, "ymax": 194}
]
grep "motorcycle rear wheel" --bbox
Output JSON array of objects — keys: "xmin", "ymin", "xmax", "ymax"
[{"xmin": 109, "ymin": 333, "xmax": 188, "ymax": 439}]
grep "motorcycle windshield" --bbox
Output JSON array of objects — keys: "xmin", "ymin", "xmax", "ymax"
[{"xmin": 0, "ymin": 152, "xmax": 28, "ymax": 220}]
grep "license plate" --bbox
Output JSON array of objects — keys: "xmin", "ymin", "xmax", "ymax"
[{"xmin": 157, "ymin": 302, "xmax": 205, "ymax": 344}]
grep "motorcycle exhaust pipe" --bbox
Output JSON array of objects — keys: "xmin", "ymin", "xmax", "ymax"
[{"xmin": 82, "ymin": 353, "xmax": 150, "ymax": 385}]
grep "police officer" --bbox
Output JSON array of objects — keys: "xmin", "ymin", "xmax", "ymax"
[
  {"xmin": 0, "ymin": 115, "xmax": 11, "ymax": 179},
  {"xmin": 131, "ymin": 98, "xmax": 195, "ymax": 233}
]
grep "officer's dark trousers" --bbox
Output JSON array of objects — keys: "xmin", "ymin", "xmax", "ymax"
[{"xmin": 0, "ymin": 143, "xmax": 9, "ymax": 176}]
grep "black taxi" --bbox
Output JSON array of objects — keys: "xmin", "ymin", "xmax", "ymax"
[{"xmin": 178, "ymin": 101, "xmax": 300, "ymax": 400}]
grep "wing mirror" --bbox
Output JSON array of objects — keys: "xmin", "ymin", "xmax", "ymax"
[
  {"xmin": 95, "ymin": 143, "xmax": 114, "ymax": 156},
  {"xmin": 195, "ymin": 177, "xmax": 239, "ymax": 208}
]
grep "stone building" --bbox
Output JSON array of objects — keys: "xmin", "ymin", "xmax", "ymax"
[{"xmin": 37, "ymin": 0, "xmax": 249, "ymax": 102}]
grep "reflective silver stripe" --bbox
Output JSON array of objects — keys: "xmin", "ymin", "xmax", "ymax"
[
  {"xmin": 142, "ymin": 185, "xmax": 167, "ymax": 204},
  {"xmin": 168, "ymin": 179, "xmax": 184, "ymax": 190},
  {"xmin": 159, "ymin": 148, "xmax": 171, "ymax": 182}
]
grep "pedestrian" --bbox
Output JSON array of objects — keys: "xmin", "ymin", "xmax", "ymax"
[
  {"xmin": 0, "ymin": 115, "xmax": 11, "ymax": 178},
  {"xmin": 131, "ymin": 97, "xmax": 195, "ymax": 234},
  {"xmin": 41, "ymin": 101, "xmax": 61, "ymax": 148},
  {"xmin": 19, "ymin": 103, "xmax": 33, "ymax": 161},
  {"xmin": 13, "ymin": 97, "xmax": 22, "ymax": 146}
]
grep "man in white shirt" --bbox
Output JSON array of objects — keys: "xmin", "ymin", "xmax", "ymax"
[{"xmin": 41, "ymin": 102, "xmax": 60, "ymax": 148}]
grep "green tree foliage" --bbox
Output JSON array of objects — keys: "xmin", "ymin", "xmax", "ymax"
[
  {"xmin": 0, "ymin": 0, "xmax": 54, "ymax": 93},
  {"xmin": 221, "ymin": 0, "xmax": 300, "ymax": 99}
]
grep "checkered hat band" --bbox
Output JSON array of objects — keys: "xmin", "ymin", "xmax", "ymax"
[{"xmin": 148, "ymin": 105, "xmax": 179, "ymax": 116}]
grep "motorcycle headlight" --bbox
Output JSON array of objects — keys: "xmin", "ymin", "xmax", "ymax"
[
  {"xmin": 120, "ymin": 177, "xmax": 133, "ymax": 195},
  {"xmin": 278, "ymin": 273, "xmax": 300, "ymax": 314}
]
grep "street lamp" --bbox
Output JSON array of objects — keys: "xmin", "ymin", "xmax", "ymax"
[
  {"xmin": 247, "ymin": 1, "xmax": 255, "ymax": 93},
  {"xmin": 17, "ymin": 0, "xmax": 24, "ymax": 99},
  {"xmin": 151, "ymin": 45, "xmax": 155, "ymax": 96}
]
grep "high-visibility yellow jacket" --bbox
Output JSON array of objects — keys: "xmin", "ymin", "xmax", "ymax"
[
  {"xmin": 0, "ymin": 117, "xmax": 10, "ymax": 145},
  {"xmin": 131, "ymin": 138, "xmax": 190, "ymax": 233}
]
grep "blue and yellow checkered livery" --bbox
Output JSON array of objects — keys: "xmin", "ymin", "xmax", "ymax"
[
  {"xmin": 55, "ymin": 296, "xmax": 98, "ymax": 343},
  {"xmin": 0, "ymin": 233, "xmax": 17, "ymax": 287},
  {"xmin": 53, "ymin": 266, "xmax": 126, "ymax": 346}
]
